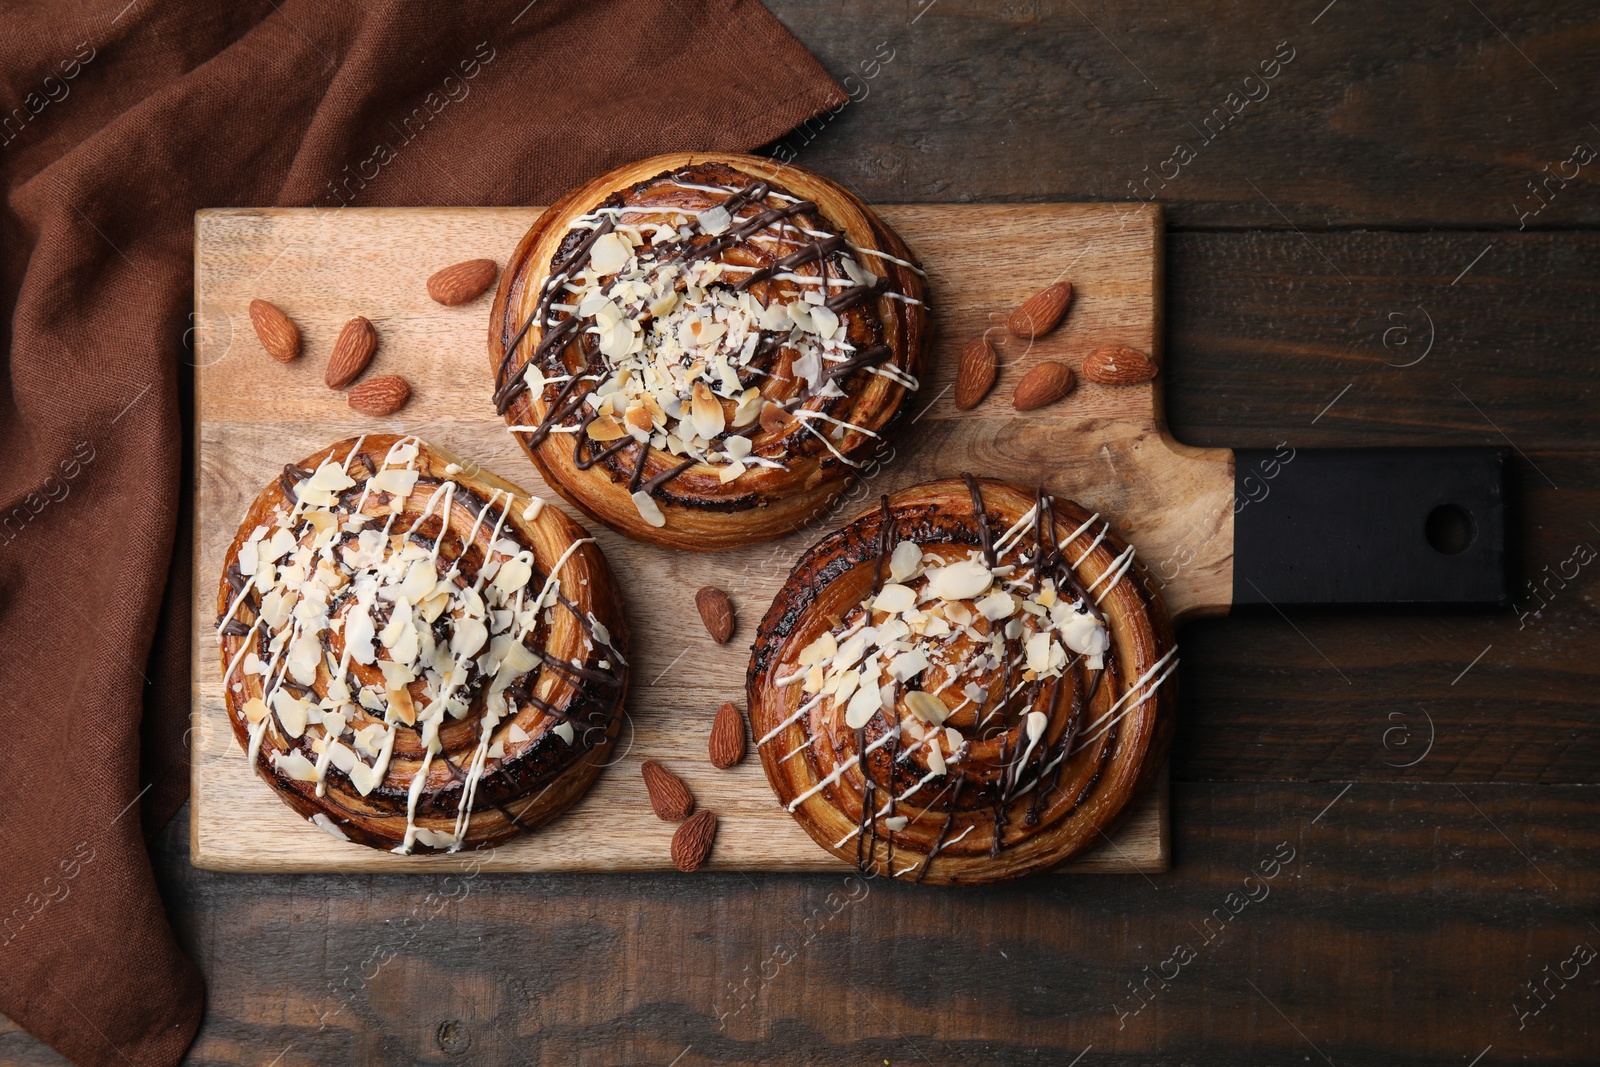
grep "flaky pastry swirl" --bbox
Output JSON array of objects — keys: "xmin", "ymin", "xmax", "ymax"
[
  {"xmin": 747, "ymin": 478, "xmax": 1177, "ymax": 885},
  {"xmin": 216, "ymin": 434, "xmax": 628, "ymax": 853},
  {"xmin": 489, "ymin": 152, "xmax": 929, "ymax": 550}
]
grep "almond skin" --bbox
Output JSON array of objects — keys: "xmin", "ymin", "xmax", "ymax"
[
  {"xmin": 641, "ymin": 760, "xmax": 695, "ymax": 822},
  {"xmin": 325, "ymin": 316, "xmax": 377, "ymax": 388},
  {"xmin": 1082, "ymin": 345, "xmax": 1158, "ymax": 385},
  {"xmin": 248, "ymin": 300, "xmax": 301, "ymax": 362},
  {"xmin": 347, "ymin": 374, "xmax": 410, "ymax": 416},
  {"xmin": 671, "ymin": 810, "xmax": 718, "ymax": 872},
  {"xmin": 953, "ymin": 337, "xmax": 997, "ymax": 410},
  {"xmin": 1012, "ymin": 362, "xmax": 1076, "ymax": 411},
  {"xmin": 427, "ymin": 258, "xmax": 499, "ymax": 306},
  {"xmin": 708, "ymin": 702, "xmax": 747, "ymax": 769},
  {"xmin": 759, "ymin": 402, "xmax": 792, "ymax": 436},
  {"xmin": 1007, "ymin": 282, "xmax": 1073, "ymax": 340},
  {"xmin": 696, "ymin": 586, "xmax": 735, "ymax": 644}
]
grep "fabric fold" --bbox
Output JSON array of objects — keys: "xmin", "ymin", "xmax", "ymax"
[{"xmin": 0, "ymin": 2, "xmax": 841, "ymax": 1062}]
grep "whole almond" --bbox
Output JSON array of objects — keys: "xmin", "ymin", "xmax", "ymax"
[
  {"xmin": 427, "ymin": 259, "xmax": 499, "ymax": 306},
  {"xmin": 696, "ymin": 586, "xmax": 735, "ymax": 644},
  {"xmin": 1007, "ymin": 282, "xmax": 1073, "ymax": 340},
  {"xmin": 1082, "ymin": 345, "xmax": 1158, "ymax": 385},
  {"xmin": 953, "ymin": 337, "xmax": 997, "ymax": 411},
  {"xmin": 347, "ymin": 374, "xmax": 410, "ymax": 416},
  {"xmin": 248, "ymin": 300, "xmax": 301, "ymax": 362},
  {"xmin": 1012, "ymin": 362, "xmax": 1076, "ymax": 411},
  {"xmin": 641, "ymin": 760, "xmax": 695, "ymax": 822},
  {"xmin": 325, "ymin": 316, "xmax": 377, "ymax": 388},
  {"xmin": 671, "ymin": 809, "xmax": 718, "ymax": 872},
  {"xmin": 708, "ymin": 702, "xmax": 747, "ymax": 769}
]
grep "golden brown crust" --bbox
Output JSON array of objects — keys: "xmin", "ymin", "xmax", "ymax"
[
  {"xmin": 215, "ymin": 434, "xmax": 629, "ymax": 853},
  {"xmin": 746, "ymin": 478, "xmax": 1176, "ymax": 885},
  {"xmin": 488, "ymin": 152, "xmax": 929, "ymax": 551}
]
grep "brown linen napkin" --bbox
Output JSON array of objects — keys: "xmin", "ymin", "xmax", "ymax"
[{"xmin": 0, "ymin": 2, "xmax": 842, "ymax": 1063}]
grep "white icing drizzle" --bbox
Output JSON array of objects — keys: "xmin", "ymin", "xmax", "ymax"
[
  {"xmin": 1090, "ymin": 545, "xmax": 1139, "ymax": 603},
  {"xmin": 787, "ymin": 725, "xmax": 902, "ymax": 812},
  {"xmin": 768, "ymin": 490, "xmax": 1174, "ymax": 878},
  {"xmin": 353, "ymin": 436, "xmax": 420, "ymax": 514},
  {"xmin": 992, "ymin": 505, "xmax": 1040, "ymax": 556},
  {"xmin": 342, "ymin": 435, "xmax": 367, "ymax": 472},
  {"xmin": 779, "ymin": 734, "xmax": 817, "ymax": 764},
  {"xmin": 508, "ymin": 424, "xmax": 580, "ymax": 433},
  {"xmin": 896, "ymin": 767, "xmax": 943, "ymax": 804},
  {"xmin": 833, "ymin": 741, "xmax": 941, "ymax": 848},
  {"xmin": 313, "ymin": 736, "xmax": 336, "ymax": 798},
  {"xmin": 214, "ymin": 573, "xmax": 257, "ymax": 637},
  {"xmin": 790, "ymin": 408, "xmax": 880, "ymax": 439},
  {"xmin": 221, "ymin": 620, "xmax": 260, "ymax": 684},
  {"xmin": 1057, "ymin": 512, "xmax": 1102, "ymax": 553},
  {"xmin": 219, "ymin": 440, "xmax": 599, "ymax": 855},
  {"xmin": 449, "ymin": 707, "xmax": 498, "ymax": 850},
  {"xmin": 407, "ymin": 479, "xmax": 456, "ymax": 539},
  {"xmin": 1013, "ymin": 649, "xmax": 1181, "ymax": 800},
  {"xmin": 246, "ymin": 718, "xmax": 267, "ymax": 765},
  {"xmin": 717, "ymin": 264, "xmax": 854, "ymax": 287},
  {"xmin": 1072, "ymin": 522, "xmax": 1112, "ymax": 568},
  {"xmin": 667, "ymin": 180, "xmax": 742, "ymax": 196},
  {"xmin": 529, "ymin": 537, "xmax": 596, "ymax": 617},
  {"xmin": 775, "ymin": 616, "xmax": 868, "ymax": 687},
  {"xmin": 847, "ymin": 242, "xmax": 929, "ymax": 277},
  {"xmin": 757, "ymin": 692, "xmax": 827, "ymax": 746},
  {"xmin": 1070, "ymin": 647, "xmax": 1181, "ymax": 753},
  {"xmin": 870, "ymin": 363, "xmax": 920, "ymax": 390},
  {"xmin": 513, "ymin": 170, "xmax": 920, "ymax": 515},
  {"xmin": 797, "ymin": 418, "xmax": 867, "ymax": 469}
]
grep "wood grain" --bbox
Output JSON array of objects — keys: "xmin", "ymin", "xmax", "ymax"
[
  {"xmin": 768, "ymin": 0, "xmax": 1600, "ymax": 229},
  {"xmin": 43, "ymin": 783, "xmax": 1569, "ymax": 1067},
  {"xmin": 1164, "ymin": 231, "xmax": 1600, "ymax": 451},
  {"xmin": 191, "ymin": 203, "xmax": 1218, "ymax": 874},
  {"xmin": 1, "ymin": 4, "xmax": 1588, "ymax": 1061},
  {"xmin": 1161, "ymin": 231, "xmax": 1600, "ymax": 787}
]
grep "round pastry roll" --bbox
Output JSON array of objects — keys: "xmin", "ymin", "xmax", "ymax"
[
  {"xmin": 215, "ymin": 434, "xmax": 628, "ymax": 854},
  {"xmin": 747, "ymin": 477, "xmax": 1177, "ymax": 885},
  {"xmin": 488, "ymin": 151, "xmax": 929, "ymax": 551}
]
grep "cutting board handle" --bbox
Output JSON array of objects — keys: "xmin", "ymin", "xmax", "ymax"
[{"xmin": 1230, "ymin": 446, "xmax": 1509, "ymax": 607}]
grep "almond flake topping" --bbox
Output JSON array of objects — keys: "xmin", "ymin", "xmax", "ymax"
[
  {"xmin": 779, "ymin": 496, "xmax": 1115, "ymax": 794},
  {"xmin": 509, "ymin": 173, "xmax": 921, "ymax": 515},
  {"xmin": 218, "ymin": 437, "xmax": 615, "ymax": 856}
]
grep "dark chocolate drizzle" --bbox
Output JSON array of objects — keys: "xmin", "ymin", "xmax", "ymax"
[
  {"xmin": 279, "ymin": 464, "xmax": 312, "ymax": 498},
  {"xmin": 915, "ymin": 777, "xmax": 966, "ymax": 883},
  {"xmin": 736, "ymin": 234, "xmax": 846, "ymax": 291},
  {"xmin": 826, "ymin": 275, "xmax": 889, "ymax": 313},
  {"xmin": 821, "ymin": 345, "xmax": 893, "ymax": 383},
  {"xmin": 493, "ymin": 164, "xmax": 916, "ymax": 513},
  {"xmin": 854, "ymin": 723, "xmax": 876, "ymax": 873},
  {"xmin": 964, "ymin": 473, "xmax": 996, "ymax": 568},
  {"xmin": 852, "ymin": 495, "xmax": 898, "ymax": 876},
  {"xmin": 572, "ymin": 411, "xmax": 637, "ymax": 470},
  {"xmin": 796, "ymin": 477, "xmax": 1128, "ymax": 880},
  {"xmin": 220, "ymin": 454, "xmax": 628, "ymax": 850}
]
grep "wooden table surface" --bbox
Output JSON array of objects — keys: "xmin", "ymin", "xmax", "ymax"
[{"xmin": 7, "ymin": 2, "xmax": 1598, "ymax": 1064}]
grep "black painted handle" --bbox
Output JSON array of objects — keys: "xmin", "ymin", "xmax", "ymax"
[{"xmin": 1232, "ymin": 446, "xmax": 1509, "ymax": 607}]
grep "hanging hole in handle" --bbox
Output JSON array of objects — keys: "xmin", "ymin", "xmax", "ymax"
[{"xmin": 1425, "ymin": 504, "xmax": 1476, "ymax": 555}]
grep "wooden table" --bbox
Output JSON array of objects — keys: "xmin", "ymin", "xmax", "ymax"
[{"xmin": 7, "ymin": 2, "xmax": 1597, "ymax": 1063}]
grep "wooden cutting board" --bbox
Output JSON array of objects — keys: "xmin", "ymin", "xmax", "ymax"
[{"xmin": 190, "ymin": 202, "xmax": 1230, "ymax": 874}]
